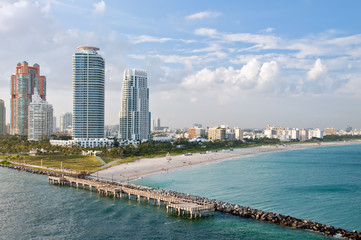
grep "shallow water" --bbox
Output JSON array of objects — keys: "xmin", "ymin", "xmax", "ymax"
[
  {"xmin": 2, "ymin": 144, "xmax": 359, "ymax": 239},
  {"xmin": 135, "ymin": 144, "xmax": 361, "ymax": 232}
]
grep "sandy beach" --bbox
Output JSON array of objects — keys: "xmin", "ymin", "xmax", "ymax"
[{"xmin": 92, "ymin": 141, "xmax": 361, "ymax": 182}]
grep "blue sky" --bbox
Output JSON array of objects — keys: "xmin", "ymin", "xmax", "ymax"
[{"xmin": 1, "ymin": 0, "xmax": 361, "ymax": 129}]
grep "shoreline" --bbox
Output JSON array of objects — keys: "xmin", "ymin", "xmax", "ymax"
[
  {"xmin": 92, "ymin": 140, "xmax": 361, "ymax": 182},
  {"xmin": 1, "ymin": 141, "xmax": 360, "ymax": 239}
]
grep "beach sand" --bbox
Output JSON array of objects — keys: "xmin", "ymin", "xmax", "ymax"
[{"xmin": 92, "ymin": 141, "xmax": 361, "ymax": 182}]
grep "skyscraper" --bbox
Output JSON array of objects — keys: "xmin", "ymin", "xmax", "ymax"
[
  {"xmin": 28, "ymin": 90, "xmax": 53, "ymax": 141},
  {"xmin": 10, "ymin": 61, "xmax": 46, "ymax": 135},
  {"xmin": 73, "ymin": 46, "xmax": 105, "ymax": 139},
  {"xmin": 0, "ymin": 99, "xmax": 6, "ymax": 135},
  {"xmin": 119, "ymin": 69, "xmax": 151, "ymax": 140},
  {"xmin": 59, "ymin": 112, "xmax": 73, "ymax": 133}
]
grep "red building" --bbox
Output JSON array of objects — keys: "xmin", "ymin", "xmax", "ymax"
[{"xmin": 10, "ymin": 61, "xmax": 46, "ymax": 135}]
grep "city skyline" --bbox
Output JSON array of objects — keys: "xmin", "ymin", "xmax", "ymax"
[{"xmin": 1, "ymin": 1, "xmax": 361, "ymax": 129}]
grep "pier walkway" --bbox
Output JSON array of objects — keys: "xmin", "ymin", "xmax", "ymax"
[{"xmin": 48, "ymin": 175, "xmax": 214, "ymax": 219}]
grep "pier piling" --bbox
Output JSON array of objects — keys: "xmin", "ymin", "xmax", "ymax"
[{"xmin": 48, "ymin": 175, "xmax": 214, "ymax": 219}]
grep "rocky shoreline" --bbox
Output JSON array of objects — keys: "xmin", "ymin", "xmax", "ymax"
[{"xmin": 1, "ymin": 163, "xmax": 360, "ymax": 239}]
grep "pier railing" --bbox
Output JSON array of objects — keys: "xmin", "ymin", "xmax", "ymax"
[{"xmin": 48, "ymin": 175, "xmax": 214, "ymax": 219}]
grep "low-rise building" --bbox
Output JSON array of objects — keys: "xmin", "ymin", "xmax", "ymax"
[{"xmin": 324, "ymin": 128, "xmax": 337, "ymax": 136}]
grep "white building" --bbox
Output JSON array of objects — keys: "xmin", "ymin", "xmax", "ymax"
[
  {"xmin": 234, "ymin": 128, "xmax": 244, "ymax": 140},
  {"xmin": 50, "ymin": 138, "xmax": 114, "ymax": 148},
  {"xmin": 308, "ymin": 128, "xmax": 323, "ymax": 139},
  {"xmin": 119, "ymin": 69, "xmax": 151, "ymax": 141},
  {"xmin": 299, "ymin": 128, "xmax": 309, "ymax": 141},
  {"xmin": 28, "ymin": 90, "xmax": 53, "ymax": 141},
  {"xmin": 73, "ymin": 46, "xmax": 105, "ymax": 140},
  {"xmin": 291, "ymin": 128, "xmax": 299, "ymax": 140},
  {"xmin": 60, "ymin": 112, "xmax": 72, "ymax": 133}
]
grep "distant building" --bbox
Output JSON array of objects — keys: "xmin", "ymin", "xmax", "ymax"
[
  {"xmin": 155, "ymin": 118, "xmax": 160, "ymax": 129},
  {"xmin": 73, "ymin": 46, "xmax": 105, "ymax": 144},
  {"xmin": 53, "ymin": 116, "xmax": 57, "ymax": 133},
  {"xmin": 28, "ymin": 90, "xmax": 53, "ymax": 141},
  {"xmin": 59, "ymin": 112, "xmax": 72, "ymax": 133},
  {"xmin": 188, "ymin": 127, "xmax": 206, "ymax": 139},
  {"xmin": 152, "ymin": 117, "xmax": 168, "ymax": 131},
  {"xmin": 105, "ymin": 124, "xmax": 119, "ymax": 137},
  {"xmin": 10, "ymin": 61, "xmax": 46, "ymax": 135},
  {"xmin": 0, "ymin": 100, "xmax": 5, "ymax": 135},
  {"xmin": 299, "ymin": 128, "xmax": 308, "ymax": 141},
  {"xmin": 345, "ymin": 125, "xmax": 352, "ymax": 133},
  {"xmin": 208, "ymin": 127, "xmax": 226, "ymax": 140},
  {"xmin": 6, "ymin": 124, "xmax": 10, "ymax": 135},
  {"xmin": 119, "ymin": 69, "xmax": 151, "ymax": 141},
  {"xmin": 234, "ymin": 127, "xmax": 244, "ymax": 140},
  {"xmin": 308, "ymin": 128, "xmax": 322, "ymax": 139},
  {"xmin": 324, "ymin": 128, "xmax": 337, "ymax": 136},
  {"xmin": 291, "ymin": 128, "xmax": 299, "ymax": 140}
]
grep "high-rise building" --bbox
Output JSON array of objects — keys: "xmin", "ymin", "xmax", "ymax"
[
  {"xmin": 59, "ymin": 112, "xmax": 73, "ymax": 133},
  {"xmin": 0, "ymin": 99, "xmax": 6, "ymax": 135},
  {"xmin": 10, "ymin": 61, "xmax": 46, "ymax": 135},
  {"xmin": 119, "ymin": 69, "xmax": 151, "ymax": 140},
  {"xmin": 73, "ymin": 46, "xmax": 105, "ymax": 139},
  {"xmin": 28, "ymin": 90, "xmax": 53, "ymax": 141},
  {"xmin": 53, "ymin": 116, "xmax": 57, "ymax": 133}
]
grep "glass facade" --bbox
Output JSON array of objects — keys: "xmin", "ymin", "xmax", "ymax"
[
  {"xmin": 72, "ymin": 47, "xmax": 105, "ymax": 139},
  {"xmin": 0, "ymin": 100, "xmax": 5, "ymax": 135},
  {"xmin": 10, "ymin": 62, "xmax": 46, "ymax": 136},
  {"xmin": 119, "ymin": 69, "xmax": 151, "ymax": 140}
]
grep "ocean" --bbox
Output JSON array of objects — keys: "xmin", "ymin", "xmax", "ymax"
[{"xmin": 1, "ymin": 144, "xmax": 360, "ymax": 239}]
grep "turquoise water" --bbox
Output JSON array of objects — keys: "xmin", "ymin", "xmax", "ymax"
[
  {"xmin": 1, "ymin": 144, "xmax": 360, "ymax": 239},
  {"xmin": 135, "ymin": 144, "xmax": 361, "ymax": 232}
]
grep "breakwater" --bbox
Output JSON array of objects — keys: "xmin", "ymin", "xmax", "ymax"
[
  {"xmin": 83, "ymin": 175, "xmax": 360, "ymax": 239},
  {"xmin": 1, "ymin": 163, "xmax": 360, "ymax": 239},
  {"xmin": 0, "ymin": 163, "xmax": 56, "ymax": 176}
]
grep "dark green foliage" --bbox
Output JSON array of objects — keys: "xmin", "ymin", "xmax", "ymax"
[{"xmin": 322, "ymin": 135, "xmax": 361, "ymax": 141}]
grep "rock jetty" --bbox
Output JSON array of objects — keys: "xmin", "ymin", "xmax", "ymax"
[{"xmin": 84, "ymin": 176, "xmax": 361, "ymax": 240}]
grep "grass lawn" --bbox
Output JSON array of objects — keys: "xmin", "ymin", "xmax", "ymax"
[
  {"xmin": 14, "ymin": 155, "xmax": 103, "ymax": 173},
  {"xmin": 100, "ymin": 157, "xmax": 118, "ymax": 164}
]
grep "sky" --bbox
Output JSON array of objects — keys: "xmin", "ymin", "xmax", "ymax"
[{"xmin": 1, "ymin": 0, "xmax": 361, "ymax": 130}]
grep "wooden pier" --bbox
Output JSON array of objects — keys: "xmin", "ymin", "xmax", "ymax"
[{"xmin": 48, "ymin": 176, "xmax": 214, "ymax": 219}]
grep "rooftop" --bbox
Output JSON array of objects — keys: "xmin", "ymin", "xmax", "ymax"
[{"xmin": 77, "ymin": 46, "xmax": 100, "ymax": 54}]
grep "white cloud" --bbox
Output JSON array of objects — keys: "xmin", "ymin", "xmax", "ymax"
[
  {"xmin": 186, "ymin": 11, "xmax": 221, "ymax": 20},
  {"xmin": 307, "ymin": 58, "xmax": 326, "ymax": 80},
  {"xmin": 129, "ymin": 35, "xmax": 173, "ymax": 44},
  {"xmin": 0, "ymin": 0, "xmax": 30, "ymax": 32},
  {"xmin": 258, "ymin": 61, "xmax": 280, "ymax": 88},
  {"xmin": 93, "ymin": 1, "xmax": 106, "ymax": 15},
  {"xmin": 182, "ymin": 58, "xmax": 280, "ymax": 94},
  {"xmin": 261, "ymin": 27, "xmax": 275, "ymax": 33},
  {"xmin": 194, "ymin": 28, "xmax": 218, "ymax": 38}
]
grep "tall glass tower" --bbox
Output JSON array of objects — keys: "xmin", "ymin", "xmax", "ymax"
[
  {"xmin": 73, "ymin": 46, "xmax": 104, "ymax": 139},
  {"xmin": 119, "ymin": 69, "xmax": 151, "ymax": 140}
]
